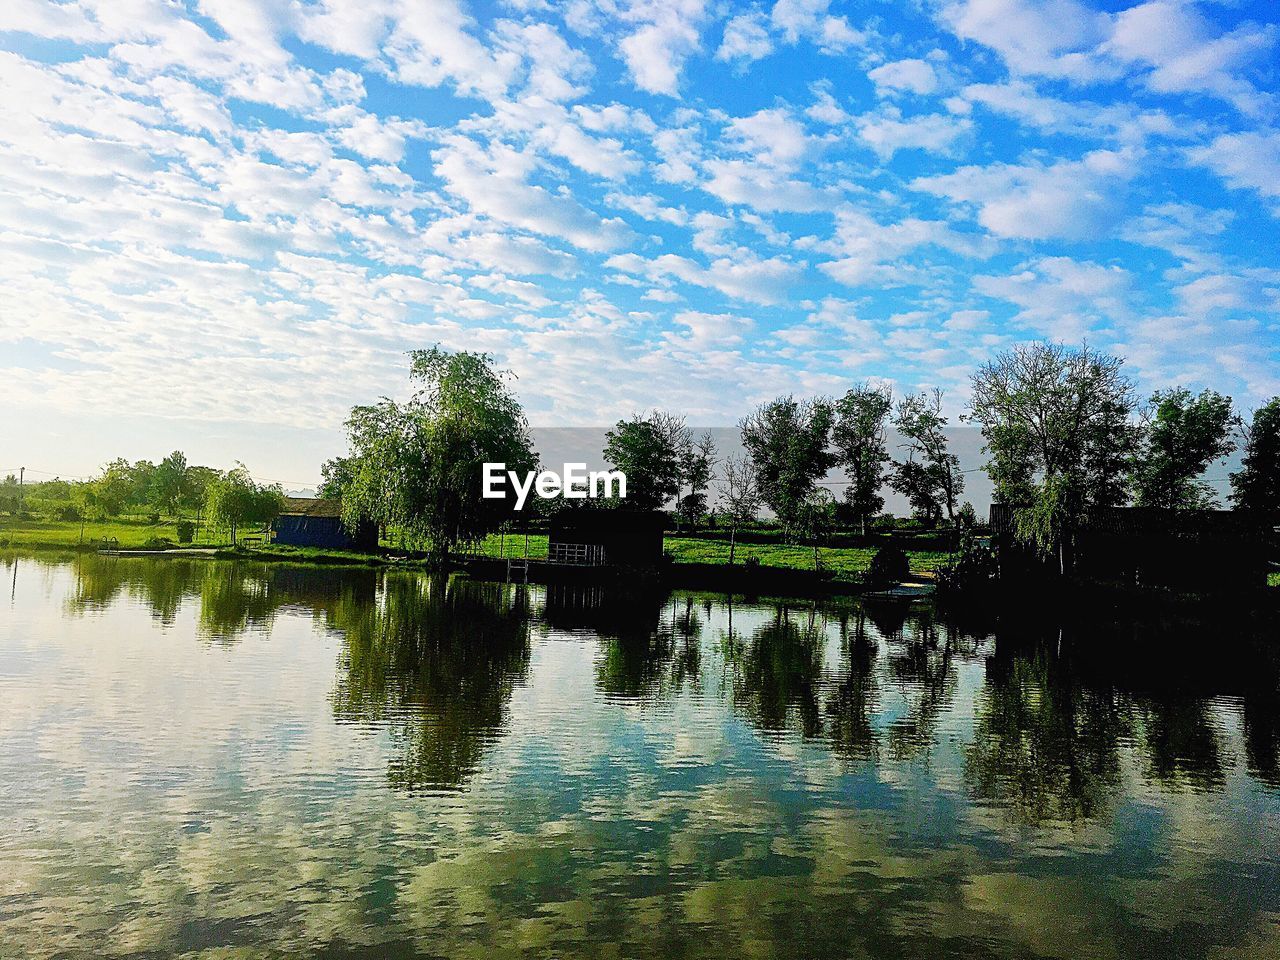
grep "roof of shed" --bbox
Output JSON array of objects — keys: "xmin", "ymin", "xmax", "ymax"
[{"xmin": 280, "ymin": 497, "xmax": 343, "ymax": 518}]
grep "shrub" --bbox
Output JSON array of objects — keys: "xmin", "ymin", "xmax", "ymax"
[
  {"xmin": 147, "ymin": 512, "xmax": 162, "ymax": 525},
  {"xmin": 176, "ymin": 520, "xmax": 195, "ymax": 544},
  {"xmin": 143, "ymin": 536, "xmax": 174, "ymax": 550},
  {"xmin": 937, "ymin": 534, "xmax": 1000, "ymax": 598},
  {"xmin": 867, "ymin": 545, "xmax": 909, "ymax": 585},
  {"xmin": 56, "ymin": 504, "xmax": 82, "ymax": 522}
]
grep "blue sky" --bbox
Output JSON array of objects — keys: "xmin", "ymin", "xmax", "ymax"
[{"xmin": 0, "ymin": 0, "xmax": 1277, "ymax": 487}]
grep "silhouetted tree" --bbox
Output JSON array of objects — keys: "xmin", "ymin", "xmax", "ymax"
[{"xmin": 1231, "ymin": 397, "xmax": 1280, "ymax": 521}]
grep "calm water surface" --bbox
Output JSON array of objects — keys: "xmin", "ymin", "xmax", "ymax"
[{"xmin": 2, "ymin": 555, "xmax": 1279, "ymax": 959}]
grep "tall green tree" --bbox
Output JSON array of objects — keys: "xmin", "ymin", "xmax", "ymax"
[
  {"xmin": 204, "ymin": 464, "xmax": 284, "ymax": 545},
  {"xmin": 1231, "ymin": 398, "xmax": 1280, "ymax": 521},
  {"xmin": 739, "ymin": 396, "xmax": 835, "ymax": 537},
  {"xmin": 319, "ymin": 456, "xmax": 356, "ymax": 500},
  {"xmin": 889, "ymin": 389, "xmax": 962, "ymax": 526},
  {"xmin": 151, "ymin": 450, "xmax": 189, "ymax": 516},
  {"xmin": 1131, "ymin": 387, "xmax": 1238, "ymax": 509},
  {"xmin": 603, "ymin": 411, "xmax": 688, "ymax": 511},
  {"xmin": 967, "ymin": 343, "xmax": 1138, "ymax": 572},
  {"xmin": 340, "ymin": 347, "xmax": 537, "ymax": 563},
  {"xmin": 968, "ymin": 342, "xmax": 1138, "ymax": 507},
  {"xmin": 676, "ymin": 431, "xmax": 718, "ymax": 530},
  {"xmin": 91, "ymin": 459, "xmax": 134, "ymax": 517},
  {"xmin": 832, "ymin": 383, "xmax": 892, "ymax": 535}
]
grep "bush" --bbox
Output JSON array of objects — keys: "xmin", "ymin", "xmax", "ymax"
[
  {"xmin": 143, "ymin": 537, "xmax": 174, "ymax": 550},
  {"xmin": 176, "ymin": 520, "xmax": 195, "ymax": 544},
  {"xmin": 56, "ymin": 504, "xmax": 82, "ymax": 522},
  {"xmin": 867, "ymin": 545, "xmax": 909, "ymax": 585},
  {"xmin": 937, "ymin": 534, "xmax": 1000, "ymax": 598},
  {"xmin": 147, "ymin": 512, "xmax": 162, "ymax": 525}
]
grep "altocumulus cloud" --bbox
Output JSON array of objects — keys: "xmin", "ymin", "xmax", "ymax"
[{"xmin": 0, "ymin": 0, "xmax": 1277, "ymax": 479}]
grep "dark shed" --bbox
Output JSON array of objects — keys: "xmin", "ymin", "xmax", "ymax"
[
  {"xmin": 547, "ymin": 510, "xmax": 666, "ymax": 569},
  {"xmin": 272, "ymin": 497, "xmax": 378, "ymax": 552}
]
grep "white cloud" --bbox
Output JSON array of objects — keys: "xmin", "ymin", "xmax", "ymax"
[
  {"xmin": 940, "ymin": 0, "xmax": 1276, "ymax": 114},
  {"xmin": 1188, "ymin": 131, "xmax": 1280, "ymax": 213},
  {"xmin": 716, "ymin": 12, "xmax": 774, "ymax": 64},
  {"xmin": 856, "ymin": 111, "xmax": 970, "ymax": 159},
  {"xmin": 605, "ymin": 251, "xmax": 801, "ymax": 304},
  {"xmin": 770, "ymin": 0, "xmax": 865, "ymax": 53},
  {"xmin": 431, "ymin": 135, "xmax": 635, "ymax": 251},
  {"xmin": 912, "ymin": 149, "xmax": 1136, "ymax": 240},
  {"xmin": 867, "ymin": 59, "xmax": 939, "ymax": 96},
  {"xmin": 819, "ymin": 206, "xmax": 994, "ymax": 286},
  {"xmin": 615, "ymin": 0, "xmax": 708, "ymax": 96},
  {"xmin": 972, "ymin": 256, "xmax": 1133, "ymax": 339}
]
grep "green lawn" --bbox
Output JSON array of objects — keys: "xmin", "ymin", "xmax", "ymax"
[
  {"xmin": 473, "ymin": 531, "xmax": 951, "ymax": 579},
  {"xmin": 0, "ymin": 515, "xmax": 230, "ymax": 550}
]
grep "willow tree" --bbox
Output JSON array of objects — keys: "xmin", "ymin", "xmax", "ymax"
[{"xmin": 339, "ymin": 347, "xmax": 537, "ymax": 564}]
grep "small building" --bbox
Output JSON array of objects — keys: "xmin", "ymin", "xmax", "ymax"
[
  {"xmin": 989, "ymin": 503, "xmax": 1270, "ymax": 591},
  {"xmin": 272, "ymin": 497, "xmax": 378, "ymax": 552},
  {"xmin": 547, "ymin": 509, "xmax": 666, "ymax": 569}
]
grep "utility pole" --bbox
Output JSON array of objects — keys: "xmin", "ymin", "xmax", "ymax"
[{"xmin": 17, "ymin": 467, "xmax": 23, "ymax": 513}]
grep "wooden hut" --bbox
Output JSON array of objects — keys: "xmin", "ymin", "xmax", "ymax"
[
  {"xmin": 547, "ymin": 510, "xmax": 666, "ymax": 569},
  {"xmin": 272, "ymin": 497, "xmax": 377, "ymax": 552}
]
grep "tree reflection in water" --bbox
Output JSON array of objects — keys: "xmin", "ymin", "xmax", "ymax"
[
  {"xmin": 329, "ymin": 573, "xmax": 532, "ymax": 792},
  {"xmin": 20, "ymin": 553, "xmax": 1280, "ymax": 824}
]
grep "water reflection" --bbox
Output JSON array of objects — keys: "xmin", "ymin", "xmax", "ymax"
[
  {"xmin": 329, "ymin": 574, "xmax": 531, "ymax": 792},
  {"xmin": 3, "ymin": 553, "xmax": 1280, "ymax": 959},
  {"xmin": 18, "ymin": 553, "xmax": 1280, "ymax": 815}
]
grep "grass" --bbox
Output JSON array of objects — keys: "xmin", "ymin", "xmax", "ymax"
[
  {"xmin": 472, "ymin": 531, "xmax": 950, "ymax": 580},
  {"xmin": 0, "ymin": 515, "xmax": 228, "ymax": 550}
]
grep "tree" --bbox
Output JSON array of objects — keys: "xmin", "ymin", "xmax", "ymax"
[
  {"xmin": 968, "ymin": 342, "xmax": 1138, "ymax": 507},
  {"xmin": 151, "ymin": 450, "xmax": 189, "ymax": 516},
  {"xmin": 718, "ymin": 454, "xmax": 762, "ymax": 565},
  {"xmin": 797, "ymin": 489, "xmax": 837, "ymax": 571},
  {"xmin": 126, "ymin": 460, "xmax": 157, "ymax": 511},
  {"xmin": 676, "ymin": 431, "xmax": 718, "ymax": 530},
  {"xmin": 603, "ymin": 411, "xmax": 688, "ymax": 511},
  {"xmin": 91, "ymin": 459, "xmax": 134, "ymax": 517},
  {"xmin": 1231, "ymin": 397, "xmax": 1280, "ymax": 520},
  {"xmin": 1131, "ymin": 387, "xmax": 1238, "ymax": 509},
  {"xmin": 967, "ymin": 342, "xmax": 1138, "ymax": 572},
  {"xmin": 832, "ymin": 383, "xmax": 893, "ymax": 536},
  {"xmin": 889, "ymin": 389, "xmax": 962, "ymax": 526},
  {"xmin": 340, "ymin": 347, "xmax": 537, "ymax": 563},
  {"xmin": 319, "ymin": 456, "xmax": 356, "ymax": 500},
  {"xmin": 182, "ymin": 465, "xmax": 219, "ymax": 515},
  {"xmin": 739, "ymin": 396, "xmax": 835, "ymax": 537},
  {"xmin": 204, "ymin": 463, "xmax": 283, "ymax": 545}
]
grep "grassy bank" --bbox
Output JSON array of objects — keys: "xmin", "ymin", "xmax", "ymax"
[
  {"xmin": 3, "ymin": 517, "xmax": 950, "ymax": 579},
  {"xmin": 0, "ymin": 516, "xmax": 228, "ymax": 550},
  {"xmin": 471, "ymin": 531, "xmax": 950, "ymax": 579}
]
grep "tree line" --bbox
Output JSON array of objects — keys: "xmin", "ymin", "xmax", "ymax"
[
  {"xmin": 2, "ymin": 454, "xmax": 284, "ymax": 546},
  {"xmin": 317, "ymin": 342, "xmax": 1280, "ymax": 566}
]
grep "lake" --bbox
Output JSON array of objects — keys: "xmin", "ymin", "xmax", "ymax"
[{"xmin": 2, "ymin": 554, "xmax": 1278, "ymax": 959}]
